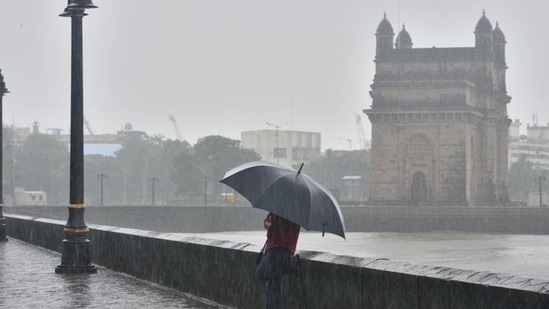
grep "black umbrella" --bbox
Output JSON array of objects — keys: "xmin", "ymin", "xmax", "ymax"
[{"xmin": 220, "ymin": 161, "xmax": 346, "ymax": 239}]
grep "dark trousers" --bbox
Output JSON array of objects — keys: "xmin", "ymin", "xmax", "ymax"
[{"xmin": 255, "ymin": 248, "xmax": 292, "ymax": 309}]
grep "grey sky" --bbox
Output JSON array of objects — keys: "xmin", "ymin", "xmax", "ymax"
[{"xmin": 0, "ymin": 1, "xmax": 546, "ymax": 150}]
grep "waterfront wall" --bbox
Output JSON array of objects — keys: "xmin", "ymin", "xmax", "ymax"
[
  {"xmin": 5, "ymin": 205, "xmax": 549, "ymax": 234},
  {"xmin": 6, "ymin": 214, "xmax": 549, "ymax": 309}
]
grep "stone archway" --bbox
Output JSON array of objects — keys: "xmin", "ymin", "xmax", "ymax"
[
  {"xmin": 405, "ymin": 134, "xmax": 433, "ymax": 204},
  {"xmin": 410, "ymin": 171, "xmax": 428, "ymax": 206}
]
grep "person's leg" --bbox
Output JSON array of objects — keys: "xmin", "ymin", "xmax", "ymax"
[
  {"xmin": 265, "ymin": 276, "xmax": 281, "ymax": 309},
  {"xmin": 256, "ymin": 250, "xmax": 276, "ymax": 281},
  {"xmin": 256, "ymin": 249, "xmax": 290, "ymax": 280},
  {"xmin": 289, "ymin": 254, "xmax": 301, "ymax": 274},
  {"xmin": 256, "ymin": 249, "xmax": 291, "ymax": 309},
  {"xmin": 276, "ymin": 249, "xmax": 292, "ymax": 275}
]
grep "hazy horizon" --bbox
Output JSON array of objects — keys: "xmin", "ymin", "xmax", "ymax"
[{"xmin": 1, "ymin": 1, "xmax": 547, "ymax": 150}]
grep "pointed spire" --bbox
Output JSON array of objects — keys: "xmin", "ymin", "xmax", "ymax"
[
  {"xmin": 493, "ymin": 20, "xmax": 506, "ymax": 42},
  {"xmin": 395, "ymin": 23, "xmax": 413, "ymax": 49},
  {"xmin": 375, "ymin": 12, "xmax": 394, "ymax": 56},
  {"xmin": 376, "ymin": 12, "xmax": 394, "ymax": 35},
  {"xmin": 475, "ymin": 10, "xmax": 492, "ymax": 32}
]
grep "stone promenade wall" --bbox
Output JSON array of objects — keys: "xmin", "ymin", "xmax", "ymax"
[
  {"xmin": 6, "ymin": 214, "xmax": 549, "ymax": 309},
  {"xmin": 5, "ymin": 205, "xmax": 549, "ymax": 234}
]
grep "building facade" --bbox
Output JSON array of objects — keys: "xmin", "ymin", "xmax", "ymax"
[
  {"xmin": 365, "ymin": 12, "xmax": 511, "ymax": 206},
  {"xmin": 509, "ymin": 120, "xmax": 549, "ymax": 170},
  {"xmin": 241, "ymin": 130, "xmax": 321, "ymax": 168}
]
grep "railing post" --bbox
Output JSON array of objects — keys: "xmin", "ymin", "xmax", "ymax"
[{"xmin": 0, "ymin": 69, "xmax": 8, "ymax": 242}]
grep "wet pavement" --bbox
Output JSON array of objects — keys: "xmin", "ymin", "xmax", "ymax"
[
  {"xmin": 0, "ymin": 238, "xmax": 229, "ymax": 309},
  {"xmin": 4, "ymin": 231, "xmax": 548, "ymax": 308}
]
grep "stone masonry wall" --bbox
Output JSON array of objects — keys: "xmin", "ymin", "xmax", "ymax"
[
  {"xmin": 6, "ymin": 214, "xmax": 549, "ymax": 309},
  {"xmin": 5, "ymin": 205, "xmax": 549, "ymax": 234}
]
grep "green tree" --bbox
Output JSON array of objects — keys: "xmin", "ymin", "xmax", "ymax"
[
  {"xmin": 158, "ymin": 139, "xmax": 190, "ymax": 204},
  {"xmin": 191, "ymin": 135, "xmax": 260, "ymax": 199},
  {"xmin": 51, "ymin": 160, "xmax": 69, "ymax": 205},
  {"xmin": 115, "ymin": 132, "xmax": 161, "ymax": 204},
  {"xmin": 84, "ymin": 154, "xmax": 120, "ymax": 205},
  {"xmin": 171, "ymin": 144, "xmax": 202, "ymax": 198},
  {"xmin": 508, "ymin": 155, "xmax": 538, "ymax": 203},
  {"xmin": 17, "ymin": 133, "xmax": 69, "ymax": 200},
  {"xmin": 2, "ymin": 126, "xmax": 19, "ymax": 202},
  {"xmin": 114, "ymin": 133, "xmax": 189, "ymax": 205}
]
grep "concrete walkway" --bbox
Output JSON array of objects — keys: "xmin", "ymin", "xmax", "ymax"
[{"xmin": 0, "ymin": 238, "xmax": 228, "ymax": 309}]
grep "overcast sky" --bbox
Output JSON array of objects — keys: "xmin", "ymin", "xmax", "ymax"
[{"xmin": 0, "ymin": 1, "xmax": 547, "ymax": 150}]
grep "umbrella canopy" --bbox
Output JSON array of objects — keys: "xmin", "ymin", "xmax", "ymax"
[{"xmin": 220, "ymin": 161, "xmax": 346, "ymax": 239}]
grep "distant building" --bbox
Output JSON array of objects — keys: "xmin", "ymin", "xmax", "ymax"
[
  {"xmin": 241, "ymin": 130, "xmax": 321, "ymax": 168},
  {"xmin": 13, "ymin": 188, "xmax": 47, "ymax": 206},
  {"xmin": 341, "ymin": 175, "xmax": 363, "ymax": 201},
  {"xmin": 509, "ymin": 120, "xmax": 549, "ymax": 170},
  {"xmin": 365, "ymin": 12, "xmax": 511, "ymax": 206},
  {"xmin": 83, "ymin": 143, "xmax": 122, "ymax": 156},
  {"xmin": 9, "ymin": 123, "xmax": 141, "ymax": 157}
]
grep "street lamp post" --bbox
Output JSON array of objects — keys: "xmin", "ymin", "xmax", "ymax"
[
  {"xmin": 0, "ymin": 69, "xmax": 9, "ymax": 242},
  {"xmin": 538, "ymin": 175, "xmax": 546, "ymax": 207},
  {"xmin": 204, "ymin": 176, "xmax": 208, "ymax": 206},
  {"xmin": 98, "ymin": 173, "xmax": 106, "ymax": 206},
  {"xmin": 149, "ymin": 178, "xmax": 158, "ymax": 205},
  {"xmin": 339, "ymin": 138, "xmax": 355, "ymax": 200},
  {"xmin": 339, "ymin": 138, "xmax": 353, "ymax": 151},
  {"xmin": 266, "ymin": 122, "xmax": 288, "ymax": 165},
  {"xmin": 56, "ymin": 0, "xmax": 98, "ymax": 274},
  {"xmin": 166, "ymin": 183, "xmax": 170, "ymax": 206}
]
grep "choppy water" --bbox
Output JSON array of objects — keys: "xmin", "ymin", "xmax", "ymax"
[{"xmin": 180, "ymin": 231, "xmax": 549, "ymax": 280}]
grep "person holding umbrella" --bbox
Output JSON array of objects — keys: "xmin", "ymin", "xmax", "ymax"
[
  {"xmin": 220, "ymin": 161, "xmax": 345, "ymax": 307},
  {"xmin": 255, "ymin": 212, "xmax": 301, "ymax": 309}
]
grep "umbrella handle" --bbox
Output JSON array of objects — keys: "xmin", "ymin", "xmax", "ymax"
[{"xmin": 322, "ymin": 221, "xmax": 327, "ymax": 237}]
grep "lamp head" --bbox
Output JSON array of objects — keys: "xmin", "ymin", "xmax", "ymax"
[
  {"xmin": 0, "ymin": 84, "xmax": 8, "ymax": 95},
  {"xmin": 60, "ymin": 0, "xmax": 97, "ymax": 16},
  {"xmin": 59, "ymin": 6, "xmax": 71, "ymax": 17},
  {"xmin": 0, "ymin": 70, "xmax": 7, "ymax": 95},
  {"xmin": 68, "ymin": 0, "xmax": 97, "ymax": 10}
]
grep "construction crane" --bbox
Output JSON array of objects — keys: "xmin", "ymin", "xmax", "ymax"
[
  {"xmin": 84, "ymin": 117, "xmax": 94, "ymax": 135},
  {"xmin": 168, "ymin": 114, "xmax": 183, "ymax": 141},
  {"xmin": 354, "ymin": 111, "xmax": 370, "ymax": 150}
]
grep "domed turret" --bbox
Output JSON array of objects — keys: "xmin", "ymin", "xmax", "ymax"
[
  {"xmin": 475, "ymin": 10, "xmax": 493, "ymax": 33},
  {"xmin": 493, "ymin": 22, "xmax": 506, "ymax": 67},
  {"xmin": 474, "ymin": 10, "xmax": 494, "ymax": 58},
  {"xmin": 376, "ymin": 13, "xmax": 394, "ymax": 35},
  {"xmin": 375, "ymin": 13, "xmax": 394, "ymax": 58},
  {"xmin": 395, "ymin": 24, "xmax": 413, "ymax": 49},
  {"xmin": 493, "ymin": 22, "xmax": 505, "ymax": 42}
]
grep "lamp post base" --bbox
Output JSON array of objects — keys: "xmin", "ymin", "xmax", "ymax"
[
  {"xmin": 55, "ymin": 265, "xmax": 97, "ymax": 274},
  {"xmin": 55, "ymin": 237, "xmax": 97, "ymax": 274}
]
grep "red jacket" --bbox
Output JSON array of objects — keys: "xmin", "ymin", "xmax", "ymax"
[{"xmin": 264, "ymin": 213, "xmax": 300, "ymax": 254}]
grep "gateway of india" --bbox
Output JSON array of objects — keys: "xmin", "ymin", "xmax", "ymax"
[{"xmin": 365, "ymin": 11, "xmax": 511, "ymax": 206}]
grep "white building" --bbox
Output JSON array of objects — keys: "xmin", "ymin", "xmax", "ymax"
[
  {"xmin": 241, "ymin": 130, "xmax": 321, "ymax": 168},
  {"xmin": 13, "ymin": 188, "xmax": 47, "ymax": 206},
  {"xmin": 509, "ymin": 120, "xmax": 549, "ymax": 169}
]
